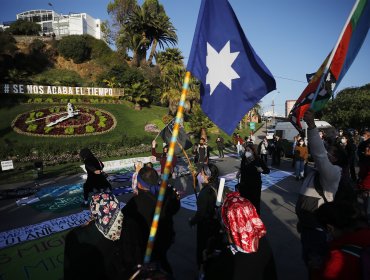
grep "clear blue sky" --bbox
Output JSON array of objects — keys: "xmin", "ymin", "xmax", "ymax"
[{"xmin": 1, "ymin": 0, "xmax": 369, "ymax": 116}]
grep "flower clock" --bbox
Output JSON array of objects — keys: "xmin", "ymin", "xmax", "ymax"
[{"xmin": 12, "ymin": 104, "xmax": 117, "ymax": 137}]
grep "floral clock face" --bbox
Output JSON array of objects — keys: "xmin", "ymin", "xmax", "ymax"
[{"xmin": 12, "ymin": 106, "xmax": 116, "ymax": 137}]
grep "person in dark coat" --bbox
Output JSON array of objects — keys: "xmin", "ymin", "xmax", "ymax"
[
  {"xmin": 239, "ymin": 144, "xmax": 270, "ymax": 214},
  {"xmin": 216, "ymin": 136, "xmax": 225, "ymax": 158},
  {"xmin": 151, "ymin": 140, "xmax": 177, "ymax": 177},
  {"xmin": 271, "ymin": 135, "xmax": 283, "ymax": 166},
  {"xmin": 189, "ymin": 164, "xmax": 220, "ymax": 271},
  {"xmin": 119, "ymin": 166, "xmax": 180, "ymax": 277},
  {"xmin": 79, "ymin": 148, "xmax": 111, "ymax": 207},
  {"xmin": 64, "ymin": 192, "xmax": 124, "ymax": 280},
  {"xmin": 204, "ymin": 192, "xmax": 277, "ymax": 280}
]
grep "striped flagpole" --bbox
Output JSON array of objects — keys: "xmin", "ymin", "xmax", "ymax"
[{"xmin": 144, "ymin": 71, "xmax": 192, "ymax": 263}]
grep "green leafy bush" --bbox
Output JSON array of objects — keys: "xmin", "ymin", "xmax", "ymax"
[
  {"xmin": 35, "ymin": 111, "xmax": 44, "ymax": 118},
  {"xmin": 57, "ymin": 35, "xmax": 91, "ymax": 63},
  {"xmin": 85, "ymin": 125, "xmax": 95, "ymax": 133},
  {"xmin": 64, "ymin": 127, "xmax": 74, "ymax": 135},
  {"xmin": 33, "ymin": 98, "xmax": 43, "ymax": 103},
  {"xmin": 29, "ymin": 39, "xmax": 45, "ymax": 53},
  {"xmin": 33, "ymin": 69, "xmax": 84, "ymax": 87},
  {"xmin": 98, "ymin": 121, "xmax": 106, "ymax": 128},
  {"xmin": 44, "ymin": 126, "xmax": 53, "ymax": 134},
  {"xmin": 27, "ymin": 124, "xmax": 38, "ymax": 132},
  {"xmin": 8, "ymin": 19, "xmax": 41, "ymax": 35}
]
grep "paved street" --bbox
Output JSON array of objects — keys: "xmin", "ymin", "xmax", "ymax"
[{"xmin": 0, "ymin": 149, "xmax": 308, "ymax": 280}]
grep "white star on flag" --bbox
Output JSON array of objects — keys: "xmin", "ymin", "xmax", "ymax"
[{"xmin": 206, "ymin": 41, "xmax": 240, "ymax": 95}]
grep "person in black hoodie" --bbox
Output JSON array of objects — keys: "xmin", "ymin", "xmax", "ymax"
[
  {"xmin": 79, "ymin": 148, "xmax": 111, "ymax": 207},
  {"xmin": 119, "ymin": 166, "xmax": 180, "ymax": 278},
  {"xmin": 239, "ymin": 144, "xmax": 270, "ymax": 214}
]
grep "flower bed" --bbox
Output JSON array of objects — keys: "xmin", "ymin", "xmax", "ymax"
[{"xmin": 12, "ymin": 106, "xmax": 117, "ymax": 137}]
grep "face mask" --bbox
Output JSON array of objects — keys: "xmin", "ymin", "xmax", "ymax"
[
  {"xmin": 197, "ymin": 172, "xmax": 204, "ymax": 184},
  {"xmin": 245, "ymin": 151, "xmax": 253, "ymax": 158}
]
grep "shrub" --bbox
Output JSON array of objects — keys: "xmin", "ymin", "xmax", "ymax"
[
  {"xmin": 85, "ymin": 125, "xmax": 95, "ymax": 133},
  {"xmin": 45, "ymin": 98, "xmax": 54, "ymax": 103},
  {"xmin": 44, "ymin": 126, "xmax": 53, "ymax": 134},
  {"xmin": 29, "ymin": 39, "xmax": 45, "ymax": 53},
  {"xmin": 33, "ymin": 69, "xmax": 84, "ymax": 87},
  {"xmin": 27, "ymin": 124, "xmax": 38, "ymax": 132},
  {"xmin": 64, "ymin": 127, "xmax": 74, "ymax": 135},
  {"xmin": 57, "ymin": 35, "xmax": 91, "ymax": 63},
  {"xmin": 98, "ymin": 121, "xmax": 106, "ymax": 128},
  {"xmin": 35, "ymin": 111, "xmax": 44, "ymax": 118},
  {"xmin": 33, "ymin": 98, "xmax": 43, "ymax": 103},
  {"xmin": 8, "ymin": 19, "xmax": 41, "ymax": 35}
]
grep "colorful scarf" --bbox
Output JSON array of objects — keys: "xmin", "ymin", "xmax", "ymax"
[
  {"xmin": 221, "ymin": 192, "xmax": 266, "ymax": 253},
  {"xmin": 90, "ymin": 192, "xmax": 123, "ymax": 241}
]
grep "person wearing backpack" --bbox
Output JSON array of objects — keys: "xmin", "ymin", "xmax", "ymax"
[
  {"xmin": 295, "ymin": 110, "xmax": 348, "ymax": 276},
  {"xmin": 312, "ymin": 201, "xmax": 370, "ymax": 280}
]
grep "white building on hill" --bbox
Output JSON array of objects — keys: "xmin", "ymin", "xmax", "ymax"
[{"xmin": 16, "ymin": 10, "xmax": 102, "ymax": 40}]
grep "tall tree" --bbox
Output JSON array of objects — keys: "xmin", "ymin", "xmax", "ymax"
[
  {"xmin": 321, "ymin": 84, "xmax": 370, "ymax": 129},
  {"xmin": 107, "ymin": 0, "xmax": 177, "ymax": 67},
  {"xmin": 157, "ymin": 48, "xmax": 198, "ymax": 115}
]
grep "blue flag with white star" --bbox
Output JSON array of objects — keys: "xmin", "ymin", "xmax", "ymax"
[{"xmin": 186, "ymin": 0, "xmax": 276, "ymax": 135}]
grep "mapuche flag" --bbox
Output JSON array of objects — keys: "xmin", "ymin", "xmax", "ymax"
[
  {"xmin": 186, "ymin": 0, "xmax": 276, "ymax": 135},
  {"xmin": 159, "ymin": 119, "xmax": 193, "ymax": 155},
  {"xmin": 289, "ymin": 0, "xmax": 370, "ymax": 131}
]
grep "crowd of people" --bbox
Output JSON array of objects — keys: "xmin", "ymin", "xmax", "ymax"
[{"xmin": 66, "ymin": 113, "xmax": 369, "ymax": 280}]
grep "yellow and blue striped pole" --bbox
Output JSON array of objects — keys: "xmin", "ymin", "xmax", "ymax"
[{"xmin": 144, "ymin": 71, "xmax": 192, "ymax": 263}]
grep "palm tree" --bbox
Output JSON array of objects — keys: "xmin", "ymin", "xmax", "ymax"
[
  {"xmin": 147, "ymin": 13, "xmax": 177, "ymax": 65},
  {"xmin": 156, "ymin": 49, "xmax": 199, "ymax": 115},
  {"xmin": 107, "ymin": 0, "xmax": 177, "ymax": 67}
]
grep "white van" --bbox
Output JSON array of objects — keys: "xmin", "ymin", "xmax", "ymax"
[{"xmin": 274, "ymin": 120, "xmax": 332, "ymax": 142}]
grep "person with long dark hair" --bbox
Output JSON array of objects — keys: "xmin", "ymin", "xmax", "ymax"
[
  {"xmin": 239, "ymin": 144, "xmax": 270, "ymax": 214},
  {"xmin": 79, "ymin": 148, "xmax": 111, "ymax": 207}
]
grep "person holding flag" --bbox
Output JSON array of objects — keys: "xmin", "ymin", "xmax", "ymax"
[
  {"xmin": 151, "ymin": 140, "xmax": 177, "ymax": 179},
  {"xmin": 289, "ymin": 0, "xmax": 370, "ymax": 132},
  {"xmin": 141, "ymin": 0, "xmax": 276, "ymax": 269}
]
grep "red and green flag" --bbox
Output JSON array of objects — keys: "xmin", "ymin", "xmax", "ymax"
[{"xmin": 289, "ymin": 0, "xmax": 370, "ymax": 131}]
